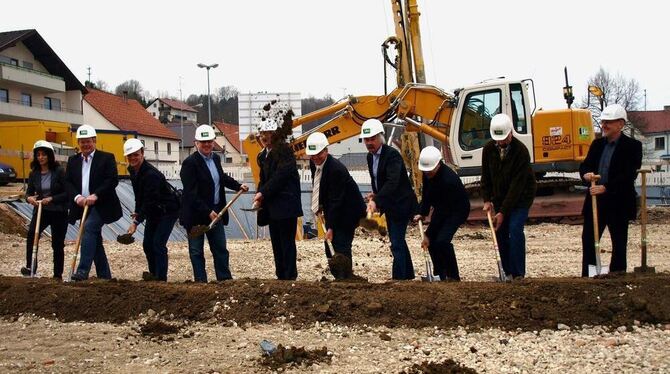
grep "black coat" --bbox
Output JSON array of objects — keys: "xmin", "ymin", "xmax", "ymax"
[
  {"xmin": 367, "ymin": 144, "xmax": 418, "ymax": 221},
  {"xmin": 129, "ymin": 160, "xmax": 179, "ymax": 224},
  {"xmin": 180, "ymin": 151, "xmax": 242, "ymax": 230},
  {"xmin": 257, "ymin": 146, "xmax": 303, "ymax": 222},
  {"xmin": 419, "ymin": 163, "xmax": 470, "ymax": 238},
  {"xmin": 309, "ymin": 155, "xmax": 366, "ymax": 230},
  {"xmin": 26, "ymin": 165, "xmax": 69, "ymax": 213},
  {"xmin": 579, "ymin": 133, "xmax": 642, "ymax": 221},
  {"xmin": 65, "ymin": 150, "xmax": 122, "ymax": 224}
]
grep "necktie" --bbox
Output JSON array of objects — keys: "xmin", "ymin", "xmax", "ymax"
[
  {"xmin": 499, "ymin": 147, "xmax": 507, "ymax": 160},
  {"xmin": 311, "ymin": 167, "xmax": 322, "ymax": 214}
]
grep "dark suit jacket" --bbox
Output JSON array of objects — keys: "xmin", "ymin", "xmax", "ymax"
[
  {"xmin": 257, "ymin": 145, "xmax": 303, "ymax": 221},
  {"xmin": 579, "ymin": 133, "xmax": 642, "ymax": 220},
  {"xmin": 65, "ymin": 150, "xmax": 122, "ymax": 224},
  {"xmin": 26, "ymin": 165, "xmax": 69, "ymax": 213},
  {"xmin": 179, "ymin": 151, "xmax": 242, "ymax": 230},
  {"xmin": 419, "ymin": 163, "xmax": 470, "ymax": 238},
  {"xmin": 309, "ymin": 155, "xmax": 366, "ymax": 230},
  {"xmin": 129, "ymin": 160, "xmax": 179, "ymax": 224},
  {"xmin": 367, "ymin": 144, "xmax": 418, "ymax": 221}
]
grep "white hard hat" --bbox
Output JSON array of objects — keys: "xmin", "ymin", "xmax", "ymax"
[
  {"xmin": 600, "ymin": 104, "xmax": 628, "ymax": 122},
  {"xmin": 418, "ymin": 146, "xmax": 442, "ymax": 171},
  {"xmin": 33, "ymin": 140, "xmax": 54, "ymax": 151},
  {"xmin": 305, "ymin": 132, "xmax": 329, "ymax": 156},
  {"xmin": 123, "ymin": 138, "xmax": 144, "ymax": 156},
  {"xmin": 360, "ymin": 118, "xmax": 385, "ymax": 139},
  {"xmin": 489, "ymin": 114, "xmax": 513, "ymax": 141},
  {"xmin": 76, "ymin": 124, "xmax": 97, "ymax": 139},
  {"xmin": 258, "ymin": 118, "xmax": 278, "ymax": 132},
  {"xmin": 194, "ymin": 124, "xmax": 216, "ymax": 141}
]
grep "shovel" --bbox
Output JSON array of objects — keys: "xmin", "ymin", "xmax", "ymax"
[
  {"xmin": 418, "ymin": 220, "xmax": 440, "ymax": 282},
  {"xmin": 241, "ymin": 201, "xmax": 262, "ymax": 212},
  {"xmin": 588, "ymin": 176, "xmax": 609, "ymax": 277},
  {"xmin": 30, "ymin": 200, "xmax": 44, "ymax": 277},
  {"xmin": 359, "ymin": 211, "xmax": 379, "ymax": 231},
  {"xmin": 317, "ymin": 213, "xmax": 352, "ymax": 279},
  {"xmin": 634, "ymin": 169, "xmax": 655, "ymax": 273},
  {"xmin": 117, "ymin": 233, "xmax": 135, "ymax": 245},
  {"xmin": 486, "ymin": 209, "xmax": 510, "ymax": 282},
  {"xmin": 67, "ymin": 204, "xmax": 89, "ymax": 281},
  {"xmin": 188, "ymin": 189, "xmax": 244, "ymax": 238}
]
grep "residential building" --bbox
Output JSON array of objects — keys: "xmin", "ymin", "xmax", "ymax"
[
  {"xmin": 630, "ymin": 107, "xmax": 670, "ymax": 171},
  {"xmin": 213, "ymin": 121, "xmax": 245, "ymax": 164},
  {"xmin": 84, "ymin": 88, "xmax": 180, "ymax": 176},
  {"xmin": 146, "ymin": 98, "xmax": 198, "ymax": 124},
  {"xmin": 0, "ymin": 29, "xmax": 85, "ymax": 124},
  {"xmin": 165, "ymin": 121, "xmax": 198, "ymax": 162}
]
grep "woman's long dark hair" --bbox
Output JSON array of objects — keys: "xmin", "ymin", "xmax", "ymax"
[{"xmin": 30, "ymin": 147, "xmax": 58, "ymax": 171}]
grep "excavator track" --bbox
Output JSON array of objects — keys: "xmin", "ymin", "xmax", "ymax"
[{"xmin": 466, "ymin": 177, "xmax": 586, "ymax": 224}]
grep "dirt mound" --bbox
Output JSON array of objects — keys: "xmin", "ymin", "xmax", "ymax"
[
  {"xmin": 259, "ymin": 344, "xmax": 330, "ymax": 370},
  {"xmin": 0, "ymin": 274, "xmax": 668, "ymax": 331},
  {"xmin": 402, "ymin": 359, "xmax": 478, "ymax": 374},
  {"xmin": 138, "ymin": 319, "xmax": 182, "ymax": 337},
  {"xmin": 645, "ymin": 206, "xmax": 670, "ymax": 225},
  {"xmin": 0, "ymin": 204, "xmax": 26, "ymax": 236}
]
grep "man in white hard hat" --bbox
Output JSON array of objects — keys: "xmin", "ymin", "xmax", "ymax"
[
  {"xmin": 361, "ymin": 118, "xmax": 417, "ymax": 280},
  {"xmin": 307, "ymin": 132, "xmax": 366, "ymax": 278},
  {"xmin": 579, "ymin": 104, "xmax": 642, "ymax": 276},
  {"xmin": 65, "ymin": 124, "xmax": 122, "ymax": 281},
  {"xmin": 413, "ymin": 146, "xmax": 470, "ymax": 281},
  {"xmin": 124, "ymin": 138, "xmax": 180, "ymax": 281},
  {"xmin": 481, "ymin": 114, "xmax": 536, "ymax": 280},
  {"xmin": 253, "ymin": 118, "xmax": 303, "ymax": 280},
  {"xmin": 180, "ymin": 124, "xmax": 248, "ymax": 283}
]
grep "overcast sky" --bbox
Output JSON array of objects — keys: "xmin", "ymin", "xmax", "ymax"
[{"xmin": 4, "ymin": 0, "xmax": 668, "ymax": 111}]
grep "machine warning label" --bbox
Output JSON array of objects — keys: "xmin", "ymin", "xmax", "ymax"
[
  {"xmin": 541, "ymin": 135, "xmax": 572, "ymax": 151},
  {"xmin": 550, "ymin": 126, "xmax": 563, "ymax": 136}
]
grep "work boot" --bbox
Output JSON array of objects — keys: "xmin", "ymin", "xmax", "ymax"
[{"xmin": 20, "ymin": 267, "xmax": 31, "ymax": 277}]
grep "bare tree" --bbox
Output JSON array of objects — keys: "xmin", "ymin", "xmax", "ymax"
[
  {"xmin": 581, "ymin": 67, "xmax": 644, "ymax": 133},
  {"xmin": 115, "ymin": 79, "xmax": 148, "ymax": 107},
  {"xmin": 95, "ymin": 80, "xmax": 109, "ymax": 92}
]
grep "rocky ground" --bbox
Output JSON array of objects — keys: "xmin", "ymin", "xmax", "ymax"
[{"xmin": 0, "ymin": 208, "xmax": 668, "ymax": 372}]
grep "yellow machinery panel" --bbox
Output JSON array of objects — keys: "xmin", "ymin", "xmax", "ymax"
[
  {"xmin": 0, "ymin": 121, "xmax": 72, "ymax": 179},
  {"xmin": 93, "ymin": 131, "xmax": 131, "ymax": 177},
  {"xmin": 532, "ymin": 109, "xmax": 594, "ymax": 164}
]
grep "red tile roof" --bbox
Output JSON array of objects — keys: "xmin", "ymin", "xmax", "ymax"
[
  {"xmin": 213, "ymin": 121, "xmax": 241, "ymax": 153},
  {"xmin": 158, "ymin": 98, "xmax": 198, "ymax": 113},
  {"xmin": 85, "ymin": 89, "xmax": 178, "ymax": 140},
  {"xmin": 629, "ymin": 110, "xmax": 670, "ymax": 134}
]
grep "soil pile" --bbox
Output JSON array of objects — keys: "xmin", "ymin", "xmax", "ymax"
[
  {"xmin": 0, "ymin": 274, "xmax": 668, "ymax": 331},
  {"xmin": 259, "ymin": 344, "xmax": 330, "ymax": 370},
  {"xmin": 402, "ymin": 359, "xmax": 479, "ymax": 374}
]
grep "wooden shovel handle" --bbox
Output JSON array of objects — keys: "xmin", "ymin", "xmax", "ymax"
[{"xmin": 209, "ymin": 189, "xmax": 245, "ymax": 229}]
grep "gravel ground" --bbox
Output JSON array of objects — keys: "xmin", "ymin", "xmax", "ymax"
[{"xmin": 0, "ymin": 221, "xmax": 668, "ymax": 373}]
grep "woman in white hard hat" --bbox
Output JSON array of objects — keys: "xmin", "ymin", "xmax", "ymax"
[
  {"xmin": 124, "ymin": 138, "xmax": 180, "ymax": 281},
  {"xmin": 22, "ymin": 140, "xmax": 69, "ymax": 279}
]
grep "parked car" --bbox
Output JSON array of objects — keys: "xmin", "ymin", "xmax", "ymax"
[{"xmin": 0, "ymin": 162, "xmax": 17, "ymax": 186}]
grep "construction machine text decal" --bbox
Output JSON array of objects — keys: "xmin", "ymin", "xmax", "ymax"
[
  {"xmin": 541, "ymin": 135, "xmax": 572, "ymax": 151},
  {"xmin": 292, "ymin": 126, "xmax": 342, "ymax": 153}
]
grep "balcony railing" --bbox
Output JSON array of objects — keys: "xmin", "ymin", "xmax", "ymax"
[
  {"xmin": 0, "ymin": 97, "xmax": 82, "ymax": 115},
  {"xmin": 0, "ymin": 61, "xmax": 65, "ymax": 81}
]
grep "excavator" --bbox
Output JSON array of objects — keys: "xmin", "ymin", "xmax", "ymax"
[{"xmin": 242, "ymin": 0, "xmax": 597, "ymax": 222}]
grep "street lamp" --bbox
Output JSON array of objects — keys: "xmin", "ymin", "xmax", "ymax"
[{"xmin": 197, "ymin": 63, "xmax": 219, "ymax": 127}]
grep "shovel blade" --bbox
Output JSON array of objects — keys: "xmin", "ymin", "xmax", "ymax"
[
  {"xmin": 588, "ymin": 264, "xmax": 610, "ymax": 278},
  {"xmin": 421, "ymin": 274, "xmax": 441, "ymax": 282},
  {"xmin": 188, "ymin": 225, "xmax": 210, "ymax": 239}
]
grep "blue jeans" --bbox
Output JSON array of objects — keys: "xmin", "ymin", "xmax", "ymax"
[
  {"xmin": 387, "ymin": 216, "xmax": 415, "ymax": 280},
  {"xmin": 143, "ymin": 215, "xmax": 177, "ymax": 281},
  {"xmin": 75, "ymin": 207, "xmax": 112, "ymax": 279},
  {"xmin": 187, "ymin": 221, "xmax": 231, "ymax": 282},
  {"xmin": 495, "ymin": 207, "xmax": 529, "ymax": 277}
]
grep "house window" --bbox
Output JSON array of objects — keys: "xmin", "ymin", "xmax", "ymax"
[
  {"xmin": 9, "ymin": 58, "xmax": 18, "ymax": 66},
  {"xmin": 225, "ymin": 157, "xmax": 233, "ymax": 163},
  {"xmin": 21, "ymin": 93, "xmax": 32, "ymax": 106},
  {"xmin": 167, "ymin": 142, "xmax": 171, "ymax": 155},
  {"xmin": 154, "ymin": 141, "xmax": 159, "ymax": 156},
  {"xmin": 22, "ymin": 61, "xmax": 33, "ymax": 69},
  {"xmin": 44, "ymin": 97, "xmax": 61, "ymax": 111},
  {"xmin": 0, "ymin": 89, "xmax": 7, "ymax": 103},
  {"xmin": 655, "ymin": 137, "xmax": 666, "ymax": 151}
]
